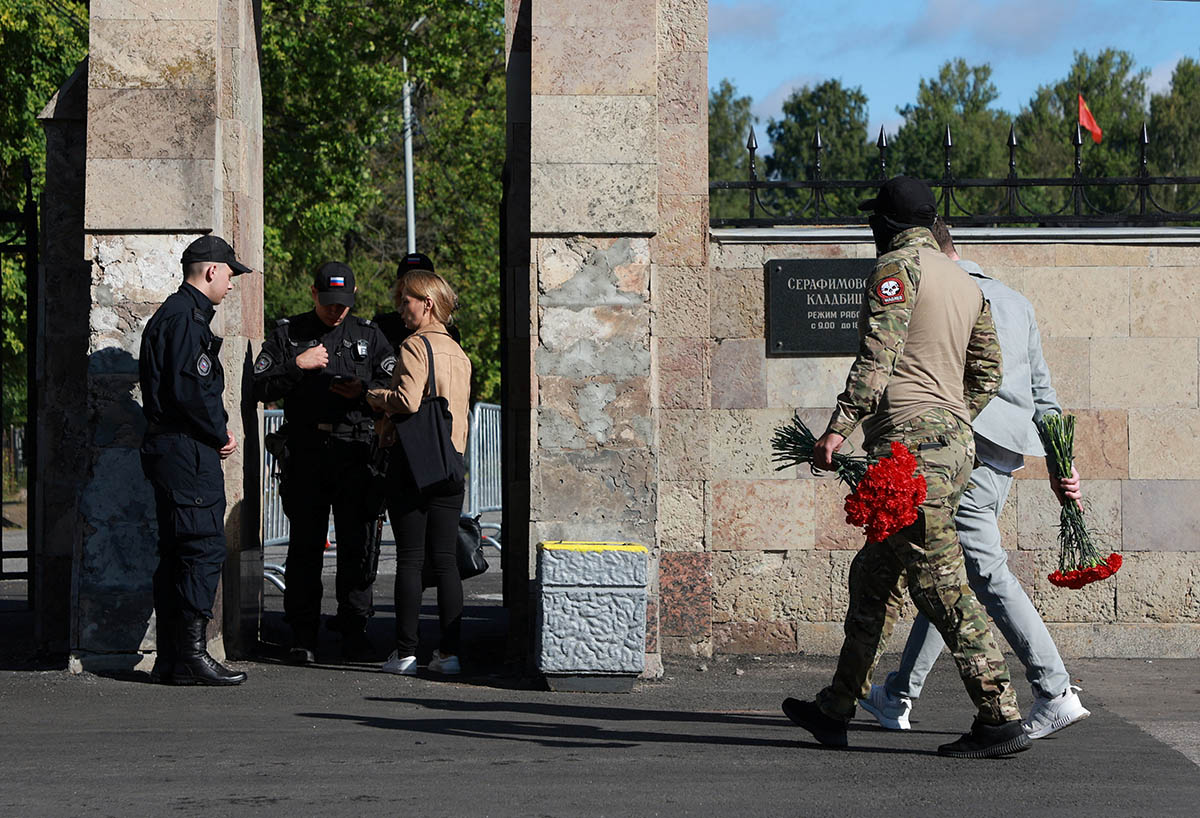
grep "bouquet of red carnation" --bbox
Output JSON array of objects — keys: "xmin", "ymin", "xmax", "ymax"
[
  {"xmin": 771, "ymin": 417, "xmax": 926, "ymax": 543},
  {"xmin": 1036, "ymin": 413, "xmax": 1122, "ymax": 590},
  {"xmin": 843, "ymin": 442, "xmax": 928, "ymax": 543}
]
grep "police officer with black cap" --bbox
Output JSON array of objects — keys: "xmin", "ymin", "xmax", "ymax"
[
  {"xmin": 252, "ymin": 261, "xmax": 395, "ymax": 663},
  {"xmin": 373, "ymin": 252, "xmax": 460, "ymax": 350},
  {"xmin": 139, "ymin": 234, "xmax": 249, "ymax": 686}
]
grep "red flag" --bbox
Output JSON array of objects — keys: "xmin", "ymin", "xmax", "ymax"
[{"xmin": 1078, "ymin": 94, "xmax": 1102, "ymax": 144}]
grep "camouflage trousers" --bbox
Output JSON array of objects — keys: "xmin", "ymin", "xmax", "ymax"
[{"xmin": 816, "ymin": 409, "xmax": 1021, "ymax": 725}]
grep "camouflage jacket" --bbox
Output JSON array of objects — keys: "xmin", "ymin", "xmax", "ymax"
[{"xmin": 826, "ymin": 227, "xmax": 1003, "ymax": 439}]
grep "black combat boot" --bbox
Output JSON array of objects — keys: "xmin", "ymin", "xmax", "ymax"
[
  {"xmin": 782, "ymin": 698, "xmax": 849, "ymax": 748},
  {"xmin": 172, "ymin": 615, "xmax": 247, "ymax": 686},
  {"xmin": 938, "ymin": 718, "xmax": 1031, "ymax": 758},
  {"xmin": 148, "ymin": 617, "xmax": 174, "ymax": 684}
]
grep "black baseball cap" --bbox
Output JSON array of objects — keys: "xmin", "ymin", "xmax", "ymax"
[
  {"xmin": 397, "ymin": 252, "xmax": 434, "ymax": 279},
  {"xmin": 181, "ymin": 234, "xmax": 252, "ymax": 274},
  {"xmin": 858, "ymin": 176, "xmax": 937, "ymax": 226},
  {"xmin": 314, "ymin": 261, "xmax": 356, "ymax": 307}
]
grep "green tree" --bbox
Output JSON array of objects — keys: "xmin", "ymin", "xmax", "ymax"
[
  {"xmin": 889, "ymin": 60, "xmax": 1011, "ymax": 216},
  {"xmin": 261, "ymin": 0, "xmax": 504, "ymax": 402},
  {"xmin": 708, "ymin": 79, "xmax": 757, "ymax": 220},
  {"xmin": 1015, "ymin": 49, "xmax": 1149, "ymax": 215},
  {"xmin": 0, "ymin": 0, "xmax": 88, "ymax": 427},
  {"xmin": 1148, "ymin": 56, "xmax": 1200, "ymax": 215},
  {"xmin": 765, "ymin": 79, "xmax": 873, "ymax": 218}
]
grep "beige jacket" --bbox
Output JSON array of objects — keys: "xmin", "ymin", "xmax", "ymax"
[{"xmin": 368, "ymin": 323, "xmax": 472, "ymax": 453}]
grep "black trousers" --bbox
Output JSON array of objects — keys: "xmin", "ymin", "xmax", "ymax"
[
  {"xmin": 281, "ymin": 436, "xmax": 379, "ymax": 633},
  {"xmin": 386, "ymin": 472, "xmax": 464, "ymax": 657},
  {"xmin": 140, "ymin": 433, "xmax": 226, "ymax": 621}
]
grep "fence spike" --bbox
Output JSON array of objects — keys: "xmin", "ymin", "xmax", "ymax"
[
  {"xmin": 944, "ymin": 124, "xmax": 953, "ymax": 148},
  {"xmin": 1140, "ymin": 121, "xmax": 1149, "ymax": 145},
  {"xmin": 812, "ymin": 128, "xmax": 823, "ymax": 150},
  {"xmin": 746, "ymin": 126, "xmax": 757, "ymax": 151},
  {"xmin": 1008, "ymin": 123, "xmax": 1018, "ymax": 147},
  {"xmin": 1072, "ymin": 123, "xmax": 1083, "ymax": 146},
  {"xmin": 876, "ymin": 126, "xmax": 888, "ymax": 148}
]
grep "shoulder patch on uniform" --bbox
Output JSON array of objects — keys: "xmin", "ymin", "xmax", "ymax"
[
  {"xmin": 381, "ymin": 355, "xmax": 396, "ymax": 376},
  {"xmin": 875, "ymin": 276, "xmax": 906, "ymax": 305},
  {"xmin": 197, "ymin": 352, "xmax": 212, "ymax": 376},
  {"xmin": 357, "ymin": 317, "xmax": 373, "ymax": 326},
  {"xmin": 254, "ymin": 352, "xmax": 273, "ymax": 374}
]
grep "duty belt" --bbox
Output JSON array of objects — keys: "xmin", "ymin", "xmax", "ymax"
[{"xmin": 303, "ymin": 422, "xmax": 372, "ymax": 438}]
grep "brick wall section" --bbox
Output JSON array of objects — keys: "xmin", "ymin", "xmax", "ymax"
[{"xmin": 687, "ymin": 237, "xmax": 1200, "ymax": 657}]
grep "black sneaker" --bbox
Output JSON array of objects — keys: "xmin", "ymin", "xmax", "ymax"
[
  {"xmin": 782, "ymin": 698, "xmax": 848, "ymax": 748},
  {"xmin": 938, "ymin": 718, "xmax": 1032, "ymax": 758}
]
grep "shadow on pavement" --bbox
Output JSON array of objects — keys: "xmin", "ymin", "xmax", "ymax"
[{"xmin": 297, "ymin": 706, "xmax": 801, "ymax": 751}]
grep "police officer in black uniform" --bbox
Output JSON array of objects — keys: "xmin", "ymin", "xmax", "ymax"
[
  {"xmin": 373, "ymin": 252, "xmax": 460, "ymax": 349},
  {"xmin": 252, "ymin": 262, "xmax": 395, "ymax": 663},
  {"xmin": 139, "ymin": 234, "xmax": 249, "ymax": 686}
]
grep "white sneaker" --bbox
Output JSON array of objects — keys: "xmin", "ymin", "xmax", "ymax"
[
  {"xmin": 428, "ymin": 653, "xmax": 461, "ymax": 676},
  {"xmin": 382, "ymin": 651, "xmax": 417, "ymax": 676},
  {"xmin": 858, "ymin": 683, "xmax": 912, "ymax": 730},
  {"xmin": 1023, "ymin": 684, "xmax": 1090, "ymax": 739}
]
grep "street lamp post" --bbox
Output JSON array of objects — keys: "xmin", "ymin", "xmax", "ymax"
[{"xmin": 403, "ymin": 15, "xmax": 426, "ymax": 255}]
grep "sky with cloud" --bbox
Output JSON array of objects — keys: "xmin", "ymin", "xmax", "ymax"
[{"xmin": 709, "ymin": 0, "xmax": 1200, "ymax": 151}]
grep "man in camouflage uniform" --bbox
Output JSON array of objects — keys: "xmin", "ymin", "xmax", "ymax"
[{"xmin": 782, "ymin": 176, "xmax": 1030, "ymax": 758}]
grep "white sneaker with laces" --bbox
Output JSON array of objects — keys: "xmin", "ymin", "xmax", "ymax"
[
  {"xmin": 858, "ymin": 683, "xmax": 912, "ymax": 730},
  {"xmin": 382, "ymin": 651, "xmax": 417, "ymax": 676},
  {"xmin": 428, "ymin": 653, "xmax": 461, "ymax": 676},
  {"xmin": 1023, "ymin": 684, "xmax": 1090, "ymax": 738}
]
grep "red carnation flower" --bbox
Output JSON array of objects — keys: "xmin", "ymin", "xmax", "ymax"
[{"xmin": 844, "ymin": 442, "xmax": 927, "ymax": 543}]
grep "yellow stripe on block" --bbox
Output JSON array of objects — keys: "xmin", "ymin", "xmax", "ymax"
[{"xmin": 538, "ymin": 541, "xmax": 648, "ymax": 553}]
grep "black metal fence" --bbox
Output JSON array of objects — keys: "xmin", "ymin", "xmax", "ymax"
[
  {"xmin": 1, "ymin": 159, "xmax": 37, "ymax": 586},
  {"xmin": 710, "ymin": 122, "xmax": 1200, "ymax": 228}
]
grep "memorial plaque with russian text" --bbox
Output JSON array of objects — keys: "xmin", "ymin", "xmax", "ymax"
[{"xmin": 765, "ymin": 258, "xmax": 874, "ymax": 356}]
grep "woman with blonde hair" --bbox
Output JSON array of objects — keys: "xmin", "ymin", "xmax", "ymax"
[{"xmin": 366, "ymin": 268, "xmax": 472, "ymax": 676}]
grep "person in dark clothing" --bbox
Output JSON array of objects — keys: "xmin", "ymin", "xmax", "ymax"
[
  {"xmin": 139, "ymin": 234, "xmax": 249, "ymax": 686},
  {"xmin": 372, "ymin": 252, "xmax": 461, "ymax": 350},
  {"xmin": 252, "ymin": 262, "xmax": 395, "ymax": 663}
]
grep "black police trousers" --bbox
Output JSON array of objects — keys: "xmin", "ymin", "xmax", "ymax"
[
  {"xmin": 140, "ymin": 433, "xmax": 227, "ymax": 621},
  {"xmin": 281, "ymin": 435, "xmax": 379, "ymax": 633}
]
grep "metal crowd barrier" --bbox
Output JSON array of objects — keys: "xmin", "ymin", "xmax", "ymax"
[
  {"xmin": 262, "ymin": 409, "xmax": 288, "ymax": 548},
  {"xmin": 466, "ymin": 402, "xmax": 502, "ymax": 551},
  {"xmin": 467, "ymin": 402, "xmax": 502, "ymax": 516}
]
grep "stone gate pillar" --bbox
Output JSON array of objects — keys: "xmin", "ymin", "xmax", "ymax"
[
  {"xmin": 504, "ymin": 0, "xmax": 710, "ymax": 674},
  {"xmin": 43, "ymin": 0, "xmax": 264, "ymax": 668}
]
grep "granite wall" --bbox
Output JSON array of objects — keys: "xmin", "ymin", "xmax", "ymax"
[
  {"xmin": 36, "ymin": 0, "xmax": 264, "ymax": 666},
  {"xmin": 506, "ymin": 0, "xmax": 709, "ymax": 675},
  {"xmin": 656, "ymin": 234, "xmax": 1200, "ymax": 659}
]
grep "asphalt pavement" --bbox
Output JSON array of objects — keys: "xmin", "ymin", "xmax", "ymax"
[{"xmin": 2, "ymin": 543, "xmax": 1198, "ymax": 816}]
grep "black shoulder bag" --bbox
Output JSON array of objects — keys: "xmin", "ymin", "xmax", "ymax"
[
  {"xmin": 390, "ymin": 334, "xmax": 466, "ymax": 493},
  {"xmin": 423, "ymin": 513, "xmax": 489, "ymax": 587}
]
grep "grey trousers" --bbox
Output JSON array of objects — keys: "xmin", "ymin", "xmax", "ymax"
[{"xmin": 884, "ymin": 463, "xmax": 1071, "ymax": 700}]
